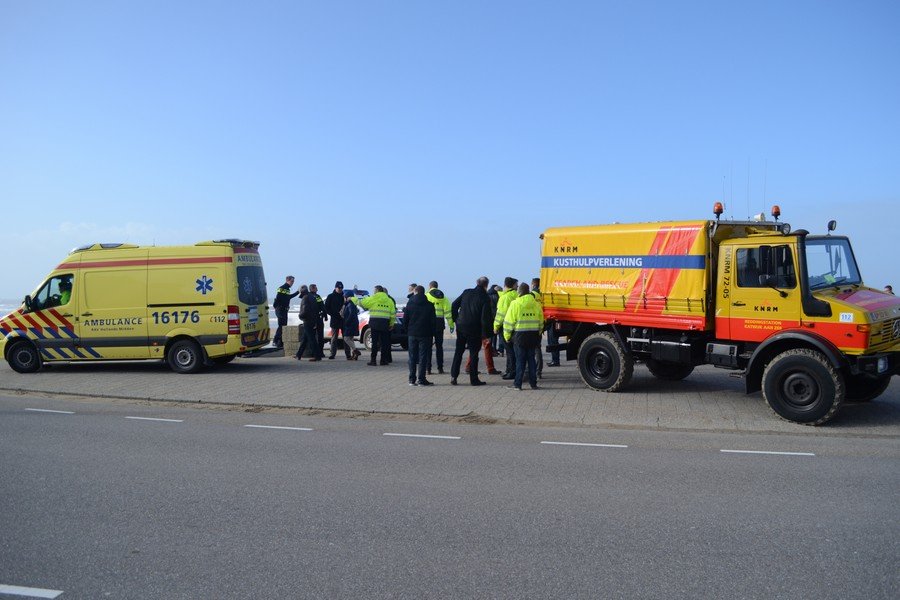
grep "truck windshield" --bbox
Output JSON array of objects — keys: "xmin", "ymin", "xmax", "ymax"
[{"xmin": 804, "ymin": 238, "xmax": 861, "ymax": 290}]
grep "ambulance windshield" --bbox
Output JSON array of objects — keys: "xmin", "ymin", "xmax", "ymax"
[{"xmin": 805, "ymin": 238, "xmax": 861, "ymax": 290}]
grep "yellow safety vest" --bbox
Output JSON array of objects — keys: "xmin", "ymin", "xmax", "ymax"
[
  {"xmin": 503, "ymin": 294, "xmax": 544, "ymax": 341},
  {"xmin": 494, "ymin": 289, "xmax": 517, "ymax": 331}
]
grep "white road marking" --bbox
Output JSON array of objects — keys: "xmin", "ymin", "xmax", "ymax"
[
  {"xmin": 721, "ymin": 449, "xmax": 815, "ymax": 457},
  {"xmin": 125, "ymin": 416, "xmax": 183, "ymax": 423},
  {"xmin": 0, "ymin": 584, "xmax": 64, "ymax": 598},
  {"xmin": 383, "ymin": 433, "xmax": 461, "ymax": 440},
  {"xmin": 541, "ymin": 441, "xmax": 628, "ymax": 448},
  {"xmin": 244, "ymin": 424, "xmax": 313, "ymax": 431},
  {"xmin": 25, "ymin": 408, "xmax": 74, "ymax": 415}
]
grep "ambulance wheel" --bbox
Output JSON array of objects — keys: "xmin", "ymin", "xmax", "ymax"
[
  {"xmin": 167, "ymin": 339, "xmax": 205, "ymax": 374},
  {"xmin": 8, "ymin": 340, "xmax": 42, "ymax": 373},
  {"xmin": 762, "ymin": 349, "xmax": 844, "ymax": 425},
  {"xmin": 361, "ymin": 328, "xmax": 372, "ymax": 350},
  {"xmin": 212, "ymin": 355, "xmax": 236, "ymax": 366},
  {"xmin": 844, "ymin": 374, "xmax": 891, "ymax": 403},
  {"xmin": 645, "ymin": 359, "xmax": 694, "ymax": 381},
  {"xmin": 578, "ymin": 331, "xmax": 633, "ymax": 392}
]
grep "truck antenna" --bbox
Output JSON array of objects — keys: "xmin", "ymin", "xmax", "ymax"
[
  {"xmin": 763, "ymin": 159, "xmax": 768, "ymax": 213},
  {"xmin": 747, "ymin": 157, "xmax": 751, "ymax": 220}
]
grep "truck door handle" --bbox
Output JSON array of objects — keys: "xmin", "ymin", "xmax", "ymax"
[
  {"xmin": 81, "ymin": 312, "xmax": 93, "ymax": 316},
  {"xmin": 732, "ymin": 301, "xmax": 746, "ymax": 307}
]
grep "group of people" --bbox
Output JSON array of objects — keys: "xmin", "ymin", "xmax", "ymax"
[{"xmin": 271, "ymin": 275, "xmax": 561, "ymax": 391}]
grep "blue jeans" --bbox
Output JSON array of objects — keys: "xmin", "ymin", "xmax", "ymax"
[
  {"xmin": 515, "ymin": 343, "xmax": 538, "ymax": 388},
  {"xmin": 408, "ymin": 336, "xmax": 433, "ymax": 383}
]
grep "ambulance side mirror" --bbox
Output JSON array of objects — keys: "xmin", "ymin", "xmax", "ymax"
[{"xmin": 23, "ymin": 295, "xmax": 32, "ymax": 311}]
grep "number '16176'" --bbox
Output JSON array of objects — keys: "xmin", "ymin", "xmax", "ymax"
[{"xmin": 151, "ymin": 310, "xmax": 200, "ymax": 324}]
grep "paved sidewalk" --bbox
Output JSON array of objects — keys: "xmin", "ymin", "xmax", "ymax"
[{"xmin": 1, "ymin": 353, "xmax": 898, "ymax": 436}]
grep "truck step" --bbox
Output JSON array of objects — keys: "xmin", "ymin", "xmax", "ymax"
[{"xmin": 728, "ymin": 371, "xmax": 746, "ymax": 379}]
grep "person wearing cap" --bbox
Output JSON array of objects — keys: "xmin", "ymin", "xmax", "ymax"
[
  {"xmin": 325, "ymin": 281, "xmax": 347, "ymax": 359},
  {"xmin": 272, "ymin": 275, "xmax": 298, "ymax": 349},
  {"xmin": 340, "ymin": 289, "xmax": 362, "ymax": 360}
]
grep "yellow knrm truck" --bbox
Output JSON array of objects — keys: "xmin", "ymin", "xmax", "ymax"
[
  {"xmin": 540, "ymin": 205, "xmax": 900, "ymax": 425},
  {"xmin": 1, "ymin": 239, "xmax": 270, "ymax": 374}
]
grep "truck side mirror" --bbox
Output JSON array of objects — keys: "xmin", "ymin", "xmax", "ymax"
[
  {"xmin": 23, "ymin": 295, "xmax": 32, "ymax": 311},
  {"xmin": 827, "ymin": 220, "xmax": 837, "ymax": 234},
  {"xmin": 759, "ymin": 274, "xmax": 788, "ymax": 298}
]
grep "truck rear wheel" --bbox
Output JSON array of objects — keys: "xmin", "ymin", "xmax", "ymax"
[
  {"xmin": 645, "ymin": 359, "xmax": 694, "ymax": 381},
  {"xmin": 844, "ymin": 374, "xmax": 891, "ymax": 403},
  {"xmin": 166, "ymin": 339, "xmax": 205, "ymax": 374},
  {"xmin": 762, "ymin": 349, "xmax": 844, "ymax": 425},
  {"xmin": 8, "ymin": 341, "xmax": 42, "ymax": 373},
  {"xmin": 578, "ymin": 332, "xmax": 633, "ymax": 392}
]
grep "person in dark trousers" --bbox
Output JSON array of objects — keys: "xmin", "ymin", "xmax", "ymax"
[
  {"xmin": 294, "ymin": 286, "xmax": 320, "ymax": 361},
  {"xmin": 504, "ymin": 282, "xmax": 544, "ymax": 390},
  {"xmin": 309, "ymin": 284, "xmax": 326, "ymax": 359},
  {"xmin": 352, "ymin": 285, "xmax": 396, "ymax": 366},
  {"xmin": 404, "ymin": 285, "xmax": 436, "ymax": 386},
  {"xmin": 272, "ymin": 275, "xmax": 298, "ymax": 349},
  {"xmin": 450, "ymin": 276, "xmax": 492, "ymax": 386},
  {"xmin": 425, "ymin": 281, "xmax": 454, "ymax": 375},
  {"xmin": 341, "ymin": 290, "xmax": 362, "ymax": 360},
  {"xmin": 488, "ymin": 284, "xmax": 502, "ymax": 356},
  {"xmin": 325, "ymin": 281, "xmax": 346, "ymax": 359},
  {"xmin": 494, "ymin": 277, "xmax": 519, "ymax": 380},
  {"xmin": 383, "ymin": 287, "xmax": 397, "ymax": 364}
]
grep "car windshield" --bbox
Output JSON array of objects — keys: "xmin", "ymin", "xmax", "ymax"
[{"xmin": 804, "ymin": 237, "xmax": 862, "ymax": 290}]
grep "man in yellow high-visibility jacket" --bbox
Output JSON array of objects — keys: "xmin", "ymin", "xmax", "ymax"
[
  {"xmin": 503, "ymin": 283, "xmax": 544, "ymax": 390},
  {"xmin": 425, "ymin": 280, "xmax": 454, "ymax": 375},
  {"xmin": 352, "ymin": 285, "xmax": 396, "ymax": 366},
  {"xmin": 493, "ymin": 276, "xmax": 519, "ymax": 380}
]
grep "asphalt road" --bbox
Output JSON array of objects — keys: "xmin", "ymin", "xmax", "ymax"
[{"xmin": 1, "ymin": 393, "xmax": 898, "ymax": 600}]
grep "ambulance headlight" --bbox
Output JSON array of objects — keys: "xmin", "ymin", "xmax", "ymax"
[{"xmin": 878, "ymin": 357, "xmax": 888, "ymax": 373}]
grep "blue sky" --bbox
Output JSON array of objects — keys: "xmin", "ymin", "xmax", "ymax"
[{"xmin": 1, "ymin": 0, "xmax": 898, "ymax": 301}]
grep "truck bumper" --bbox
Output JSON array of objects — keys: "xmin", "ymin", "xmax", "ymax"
[{"xmin": 851, "ymin": 352, "xmax": 900, "ymax": 377}]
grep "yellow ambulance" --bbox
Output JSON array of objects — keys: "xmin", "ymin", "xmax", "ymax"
[{"xmin": 1, "ymin": 240, "xmax": 270, "ymax": 373}]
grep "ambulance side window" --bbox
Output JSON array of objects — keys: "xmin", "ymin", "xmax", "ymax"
[{"xmin": 30, "ymin": 274, "xmax": 75, "ymax": 311}]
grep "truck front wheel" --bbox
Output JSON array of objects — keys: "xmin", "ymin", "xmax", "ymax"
[
  {"xmin": 844, "ymin": 374, "xmax": 891, "ymax": 403},
  {"xmin": 762, "ymin": 349, "xmax": 844, "ymax": 425},
  {"xmin": 645, "ymin": 359, "xmax": 694, "ymax": 381},
  {"xmin": 578, "ymin": 332, "xmax": 633, "ymax": 392}
]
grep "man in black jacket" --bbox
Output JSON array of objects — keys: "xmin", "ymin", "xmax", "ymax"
[
  {"xmin": 294, "ymin": 286, "xmax": 320, "ymax": 361},
  {"xmin": 272, "ymin": 275, "xmax": 298, "ymax": 348},
  {"xmin": 450, "ymin": 276, "xmax": 492, "ymax": 386},
  {"xmin": 309, "ymin": 283, "xmax": 326, "ymax": 359},
  {"xmin": 403, "ymin": 286, "xmax": 436, "ymax": 386},
  {"xmin": 324, "ymin": 281, "xmax": 346, "ymax": 359}
]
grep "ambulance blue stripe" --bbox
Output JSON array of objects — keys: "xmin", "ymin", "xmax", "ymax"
[
  {"xmin": 29, "ymin": 328, "xmax": 46, "ymax": 339},
  {"xmin": 82, "ymin": 346, "xmax": 103, "ymax": 358},
  {"xmin": 55, "ymin": 347, "xmax": 72, "ymax": 359},
  {"xmin": 69, "ymin": 347, "xmax": 87, "ymax": 359},
  {"xmin": 541, "ymin": 255, "xmax": 706, "ymax": 269},
  {"xmin": 45, "ymin": 327, "xmax": 63, "ymax": 339},
  {"xmin": 40, "ymin": 349, "xmax": 55, "ymax": 360},
  {"xmin": 61, "ymin": 326, "xmax": 77, "ymax": 338}
]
